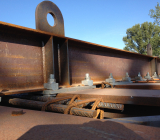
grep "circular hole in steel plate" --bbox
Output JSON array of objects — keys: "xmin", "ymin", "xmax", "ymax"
[{"xmin": 47, "ymin": 13, "xmax": 55, "ymax": 26}]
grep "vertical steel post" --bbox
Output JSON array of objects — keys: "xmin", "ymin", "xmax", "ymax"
[{"xmin": 60, "ymin": 39, "xmax": 70, "ymax": 86}]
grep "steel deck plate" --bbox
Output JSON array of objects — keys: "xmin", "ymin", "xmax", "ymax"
[
  {"xmin": 57, "ymin": 88, "xmax": 160, "ymax": 106},
  {"xmin": 0, "ymin": 106, "xmax": 160, "ymax": 140}
]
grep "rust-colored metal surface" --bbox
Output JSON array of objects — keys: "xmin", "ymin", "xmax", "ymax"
[
  {"xmin": 8, "ymin": 97, "xmax": 101, "ymax": 118},
  {"xmin": 57, "ymin": 88, "xmax": 160, "ymax": 106},
  {"xmin": 102, "ymin": 82, "xmax": 114, "ymax": 88},
  {"xmin": 157, "ymin": 58, "xmax": 160, "ymax": 75},
  {"xmin": 35, "ymin": 1, "xmax": 64, "ymax": 36},
  {"xmin": 15, "ymin": 95, "xmax": 124, "ymax": 111},
  {"xmin": 103, "ymin": 112, "xmax": 134, "ymax": 118},
  {"xmin": 0, "ymin": 88, "xmax": 44, "ymax": 96},
  {"xmin": 150, "ymin": 57, "xmax": 157, "ymax": 75},
  {"xmin": 0, "ymin": 21, "xmax": 58, "ymax": 93},
  {"xmin": 114, "ymin": 83, "xmax": 160, "ymax": 89},
  {"xmin": 59, "ymin": 39, "xmax": 70, "ymax": 85},
  {"xmin": 0, "ymin": 30, "xmax": 44, "ymax": 91},
  {"xmin": 1, "ymin": 1, "xmax": 160, "ymax": 94},
  {"xmin": 0, "ymin": 19, "xmax": 158, "ymax": 89},
  {"xmin": 64, "ymin": 98, "xmax": 99, "ymax": 114},
  {"xmin": 1, "ymin": 106, "xmax": 160, "ymax": 140},
  {"xmin": 133, "ymin": 80, "xmax": 160, "ymax": 83},
  {"xmin": 68, "ymin": 40, "xmax": 152, "ymax": 85},
  {"xmin": 41, "ymin": 95, "xmax": 73, "ymax": 111},
  {"xmin": 42, "ymin": 36, "xmax": 54, "ymax": 83}
]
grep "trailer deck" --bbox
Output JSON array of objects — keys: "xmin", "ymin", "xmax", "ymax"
[{"xmin": 1, "ymin": 105, "xmax": 160, "ymax": 140}]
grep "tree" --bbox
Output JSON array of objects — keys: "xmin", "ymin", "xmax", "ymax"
[
  {"xmin": 123, "ymin": 22, "xmax": 160, "ymax": 56},
  {"xmin": 149, "ymin": 2, "xmax": 160, "ymax": 25}
]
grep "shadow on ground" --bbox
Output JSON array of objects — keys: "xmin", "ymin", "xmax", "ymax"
[{"xmin": 18, "ymin": 121, "xmax": 145, "ymax": 140}]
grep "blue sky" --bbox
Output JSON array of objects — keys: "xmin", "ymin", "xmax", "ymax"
[{"xmin": 0, "ymin": 0, "xmax": 158, "ymax": 49}]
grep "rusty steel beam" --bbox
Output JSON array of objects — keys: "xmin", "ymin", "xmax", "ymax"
[
  {"xmin": 133, "ymin": 80, "xmax": 160, "ymax": 83},
  {"xmin": 114, "ymin": 83, "xmax": 160, "ymax": 89},
  {"xmin": 0, "ymin": 88, "xmax": 44, "ymax": 96},
  {"xmin": 0, "ymin": 20, "xmax": 157, "ymax": 87},
  {"xmin": 42, "ymin": 36, "xmax": 54, "ymax": 83},
  {"xmin": 28, "ymin": 95, "xmax": 56, "ymax": 102},
  {"xmin": 1, "ymin": 1, "xmax": 160, "ymax": 95},
  {"xmin": 56, "ymin": 88, "xmax": 160, "ymax": 106},
  {"xmin": 104, "ymin": 112, "xmax": 133, "ymax": 119},
  {"xmin": 59, "ymin": 39, "xmax": 70, "ymax": 85},
  {"xmin": 150, "ymin": 57, "xmax": 157, "ymax": 76},
  {"xmin": 157, "ymin": 58, "xmax": 160, "ymax": 75},
  {"xmin": 0, "ymin": 21, "xmax": 52, "ymax": 93},
  {"xmin": 68, "ymin": 40, "xmax": 153, "ymax": 85},
  {"xmin": 58, "ymin": 93, "xmax": 160, "ymax": 106}
]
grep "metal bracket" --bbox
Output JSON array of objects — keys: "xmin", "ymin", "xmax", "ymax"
[{"xmin": 35, "ymin": 1, "xmax": 65, "ymax": 36}]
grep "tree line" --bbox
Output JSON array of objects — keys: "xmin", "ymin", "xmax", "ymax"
[{"xmin": 123, "ymin": 2, "xmax": 160, "ymax": 56}]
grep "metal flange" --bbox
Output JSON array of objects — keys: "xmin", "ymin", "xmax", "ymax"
[{"xmin": 35, "ymin": 1, "xmax": 65, "ymax": 36}]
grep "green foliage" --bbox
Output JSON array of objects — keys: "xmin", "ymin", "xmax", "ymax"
[
  {"xmin": 123, "ymin": 22, "xmax": 160, "ymax": 56},
  {"xmin": 149, "ymin": 2, "xmax": 160, "ymax": 25}
]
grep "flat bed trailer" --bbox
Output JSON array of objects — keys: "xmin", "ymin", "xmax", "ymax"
[{"xmin": 1, "ymin": 1, "xmax": 160, "ymax": 121}]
